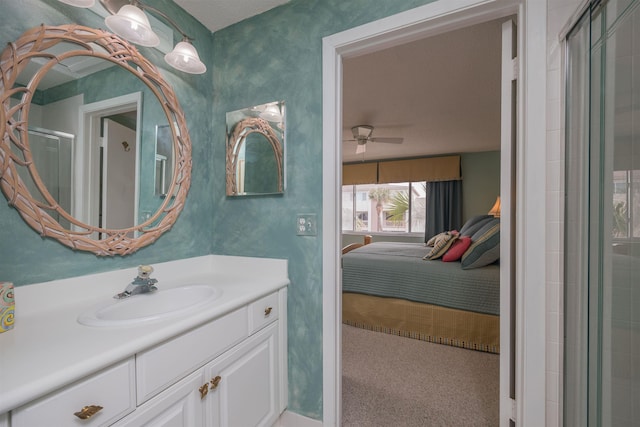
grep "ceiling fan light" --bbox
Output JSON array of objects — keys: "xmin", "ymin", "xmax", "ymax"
[
  {"xmin": 57, "ymin": 0, "xmax": 95, "ymax": 6},
  {"xmin": 105, "ymin": 4, "xmax": 160, "ymax": 47},
  {"xmin": 352, "ymin": 125, "xmax": 373, "ymax": 139},
  {"xmin": 165, "ymin": 40, "xmax": 207, "ymax": 74}
]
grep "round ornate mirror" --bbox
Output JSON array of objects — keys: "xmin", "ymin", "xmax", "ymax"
[{"xmin": 0, "ymin": 24, "xmax": 192, "ymax": 256}]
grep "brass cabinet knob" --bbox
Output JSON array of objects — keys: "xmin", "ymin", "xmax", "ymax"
[
  {"xmin": 199, "ymin": 383, "xmax": 209, "ymax": 399},
  {"xmin": 264, "ymin": 307, "xmax": 273, "ymax": 316},
  {"xmin": 210, "ymin": 375, "xmax": 222, "ymax": 390},
  {"xmin": 74, "ymin": 405, "xmax": 103, "ymax": 419}
]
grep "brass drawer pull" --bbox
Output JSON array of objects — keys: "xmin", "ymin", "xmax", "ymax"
[
  {"xmin": 210, "ymin": 375, "xmax": 222, "ymax": 390},
  {"xmin": 74, "ymin": 405, "xmax": 103, "ymax": 420},
  {"xmin": 199, "ymin": 383, "xmax": 209, "ymax": 399},
  {"xmin": 264, "ymin": 307, "xmax": 273, "ymax": 316}
]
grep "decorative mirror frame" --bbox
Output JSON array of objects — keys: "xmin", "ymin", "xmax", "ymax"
[
  {"xmin": 226, "ymin": 103, "xmax": 285, "ymax": 196},
  {"xmin": 0, "ymin": 25, "xmax": 192, "ymax": 256}
]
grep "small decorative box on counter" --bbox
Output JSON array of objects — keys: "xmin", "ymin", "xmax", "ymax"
[{"xmin": 1, "ymin": 282, "xmax": 15, "ymax": 332}]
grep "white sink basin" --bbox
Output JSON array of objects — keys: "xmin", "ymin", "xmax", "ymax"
[{"xmin": 77, "ymin": 284, "xmax": 222, "ymax": 327}]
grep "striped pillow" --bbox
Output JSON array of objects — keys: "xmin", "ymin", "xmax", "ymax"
[
  {"xmin": 461, "ymin": 219, "xmax": 500, "ymax": 269},
  {"xmin": 424, "ymin": 232, "xmax": 458, "ymax": 260}
]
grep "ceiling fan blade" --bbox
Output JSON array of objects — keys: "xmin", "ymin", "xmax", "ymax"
[
  {"xmin": 355, "ymin": 144, "xmax": 366, "ymax": 154},
  {"xmin": 370, "ymin": 137, "xmax": 403, "ymax": 144}
]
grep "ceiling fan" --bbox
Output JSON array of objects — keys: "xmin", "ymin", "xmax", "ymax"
[{"xmin": 343, "ymin": 125, "xmax": 403, "ymax": 154}]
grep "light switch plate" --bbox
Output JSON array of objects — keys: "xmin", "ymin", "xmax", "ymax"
[{"xmin": 296, "ymin": 214, "xmax": 317, "ymax": 236}]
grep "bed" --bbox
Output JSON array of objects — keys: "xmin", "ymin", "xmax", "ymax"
[{"xmin": 341, "ymin": 216, "xmax": 501, "ymax": 353}]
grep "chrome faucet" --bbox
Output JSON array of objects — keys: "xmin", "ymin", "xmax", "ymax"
[{"xmin": 114, "ymin": 265, "xmax": 158, "ymax": 299}]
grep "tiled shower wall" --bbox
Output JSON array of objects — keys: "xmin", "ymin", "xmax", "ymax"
[{"xmin": 546, "ymin": 0, "xmax": 583, "ymax": 425}]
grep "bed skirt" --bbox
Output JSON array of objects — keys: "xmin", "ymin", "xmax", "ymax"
[{"xmin": 342, "ymin": 292, "xmax": 500, "ymax": 354}]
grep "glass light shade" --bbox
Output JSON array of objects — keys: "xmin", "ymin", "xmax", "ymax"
[
  {"xmin": 488, "ymin": 196, "xmax": 501, "ymax": 217},
  {"xmin": 105, "ymin": 4, "xmax": 160, "ymax": 47},
  {"xmin": 164, "ymin": 41, "xmax": 207, "ymax": 74},
  {"xmin": 259, "ymin": 104, "xmax": 282, "ymax": 122},
  {"xmin": 57, "ymin": 0, "xmax": 95, "ymax": 6},
  {"xmin": 352, "ymin": 125, "xmax": 373, "ymax": 139}
]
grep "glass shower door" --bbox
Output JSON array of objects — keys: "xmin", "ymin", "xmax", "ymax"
[
  {"xmin": 565, "ymin": 1, "xmax": 640, "ymax": 425},
  {"xmin": 24, "ymin": 128, "xmax": 73, "ymax": 229}
]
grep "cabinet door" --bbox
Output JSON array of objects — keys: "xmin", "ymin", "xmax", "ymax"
[
  {"xmin": 112, "ymin": 369, "xmax": 206, "ymax": 427},
  {"xmin": 205, "ymin": 322, "xmax": 279, "ymax": 427}
]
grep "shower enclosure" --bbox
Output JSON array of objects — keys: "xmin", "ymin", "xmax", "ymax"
[
  {"xmin": 565, "ymin": 0, "xmax": 640, "ymax": 425},
  {"xmin": 22, "ymin": 127, "xmax": 74, "ymax": 229}
]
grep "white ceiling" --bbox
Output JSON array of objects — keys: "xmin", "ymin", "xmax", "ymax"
[
  {"xmin": 342, "ymin": 17, "xmax": 506, "ymax": 163},
  {"xmin": 173, "ymin": 0, "xmax": 291, "ymax": 32}
]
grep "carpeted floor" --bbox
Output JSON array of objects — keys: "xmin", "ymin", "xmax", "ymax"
[{"xmin": 342, "ymin": 325, "xmax": 499, "ymax": 427}]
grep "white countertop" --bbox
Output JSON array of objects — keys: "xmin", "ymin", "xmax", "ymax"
[{"xmin": 0, "ymin": 255, "xmax": 289, "ymax": 414}]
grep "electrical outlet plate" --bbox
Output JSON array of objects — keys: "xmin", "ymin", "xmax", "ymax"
[{"xmin": 296, "ymin": 214, "xmax": 317, "ymax": 236}]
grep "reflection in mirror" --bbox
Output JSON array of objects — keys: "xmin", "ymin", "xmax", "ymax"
[
  {"xmin": 155, "ymin": 124, "xmax": 174, "ymax": 197},
  {"xmin": 226, "ymin": 101, "xmax": 285, "ymax": 196},
  {"xmin": 0, "ymin": 25, "xmax": 192, "ymax": 255}
]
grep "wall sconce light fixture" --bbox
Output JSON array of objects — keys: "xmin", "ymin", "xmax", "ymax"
[{"xmin": 58, "ymin": 0, "xmax": 207, "ymax": 74}]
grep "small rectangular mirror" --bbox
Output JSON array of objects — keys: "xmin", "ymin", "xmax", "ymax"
[{"xmin": 226, "ymin": 101, "xmax": 285, "ymax": 196}]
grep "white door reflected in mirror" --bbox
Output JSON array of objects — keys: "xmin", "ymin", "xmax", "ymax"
[{"xmin": 102, "ymin": 119, "xmax": 137, "ymax": 234}]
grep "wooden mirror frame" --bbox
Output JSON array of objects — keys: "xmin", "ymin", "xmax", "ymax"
[
  {"xmin": 0, "ymin": 25, "xmax": 192, "ymax": 256},
  {"xmin": 226, "ymin": 117, "xmax": 284, "ymax": 196}
]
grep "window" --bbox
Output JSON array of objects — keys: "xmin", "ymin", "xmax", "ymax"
[{"xmin": 341, "ymin": 182, "xmax": 426, "ymax": 233}]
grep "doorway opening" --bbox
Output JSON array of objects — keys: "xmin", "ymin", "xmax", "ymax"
[
  {"xmin": 339, "ymin": 16, "xmax": 507, "ymax": 426},
  {"xmin": 322, "ymin": 1, "xmax": 528, "ymax": 425},
  {"xmin": 77, "ymin": 92, "xmax": 141, "ymax": 236}
]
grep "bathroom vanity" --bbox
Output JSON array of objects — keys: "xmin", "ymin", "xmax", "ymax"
[{"xmin": 0, "ymin": 255, "xmax": 289, "ymax": 427}]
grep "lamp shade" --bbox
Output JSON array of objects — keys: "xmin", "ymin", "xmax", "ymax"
[
  {"xmin": 488, "ymin": 196, "xmax": 501, "ymax": 217},
  {"xmin": 105, "ymin": 4, "xmax": 160, "ymax": 47},
  {"xmin": 58, "ymin": 0, "xmax": 95, "ymax": 6},
  {"xmin": 164, "ymin": 41, "xmax": 207, "ymax": 74}
]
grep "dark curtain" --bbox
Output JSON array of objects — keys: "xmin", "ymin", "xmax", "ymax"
[{"xmin": 424, "ymin": 180, "xmax": 462, "ymax": 242}]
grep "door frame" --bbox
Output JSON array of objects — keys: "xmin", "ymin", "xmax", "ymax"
[{"xmin": 321, "ymin": 0, "xmax": 548, "ymax": 425}]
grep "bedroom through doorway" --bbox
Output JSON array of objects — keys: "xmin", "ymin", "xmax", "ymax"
[{"xmin": 335, "ymin": 7, "xmax": 518, "ymax": 427}]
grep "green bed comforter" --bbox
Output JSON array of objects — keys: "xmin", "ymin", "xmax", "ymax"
[{"xmin": 342, "ymin": 241, "xmax": 500, "ymax": 316}]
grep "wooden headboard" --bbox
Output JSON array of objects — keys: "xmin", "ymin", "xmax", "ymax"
[{"xmin": 341, "ymin": 235, "xmax": 372, "ymax": 255}]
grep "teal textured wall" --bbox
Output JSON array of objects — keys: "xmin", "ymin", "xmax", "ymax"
[
  {"xmin": 211, "ymin": 0, "xmax": 434, "ymax": 418},
  {"xmin": 0, "ymin": 0, "xmax": 437, "ymax": 421},
  {"xmin": 461, "ymin": 150, "xmax": 501, "ymax": 222}
]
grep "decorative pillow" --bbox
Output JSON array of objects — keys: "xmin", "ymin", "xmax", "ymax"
[
  {"xmin": 461, "ymin": 218, "xmax": 500, "ymax": 269},
  {"xmin": 442, "ymin": 236, "xmax": 472, "ymax": 262},
  {"xmin": 426, "ymin": 230, "xmax": 459, "ymax": 247},
  {"xmin": 426, "ymin": 231, "xmax": 447, "ymax": 247},
  {"xmin": 459, "ymin": 214, "xmax": 494, "ymax": 237},
  {"xmin": 424, "ymin": 232, "xmax": 458, "ymax": 260}
]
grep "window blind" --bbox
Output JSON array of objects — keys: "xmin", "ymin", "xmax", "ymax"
[
  {"xmin": 342, "ymin": 162, "xmax": 378, "ymax": 185},
  {"xmin": 343, "ymin": 155, "xmax": 461, "ymax": 185},
  {"xmin": 378, "ymin": 155, "xmax": 460, "ymax": 183}
]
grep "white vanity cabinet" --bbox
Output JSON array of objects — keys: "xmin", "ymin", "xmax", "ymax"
[
  {"xmin": 120, "ymin": 288, "xmax": 285, "ymax": 427},
  {"xmin": 5, "ymin": 287, "xmax": 287, "ymax": 427}
]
